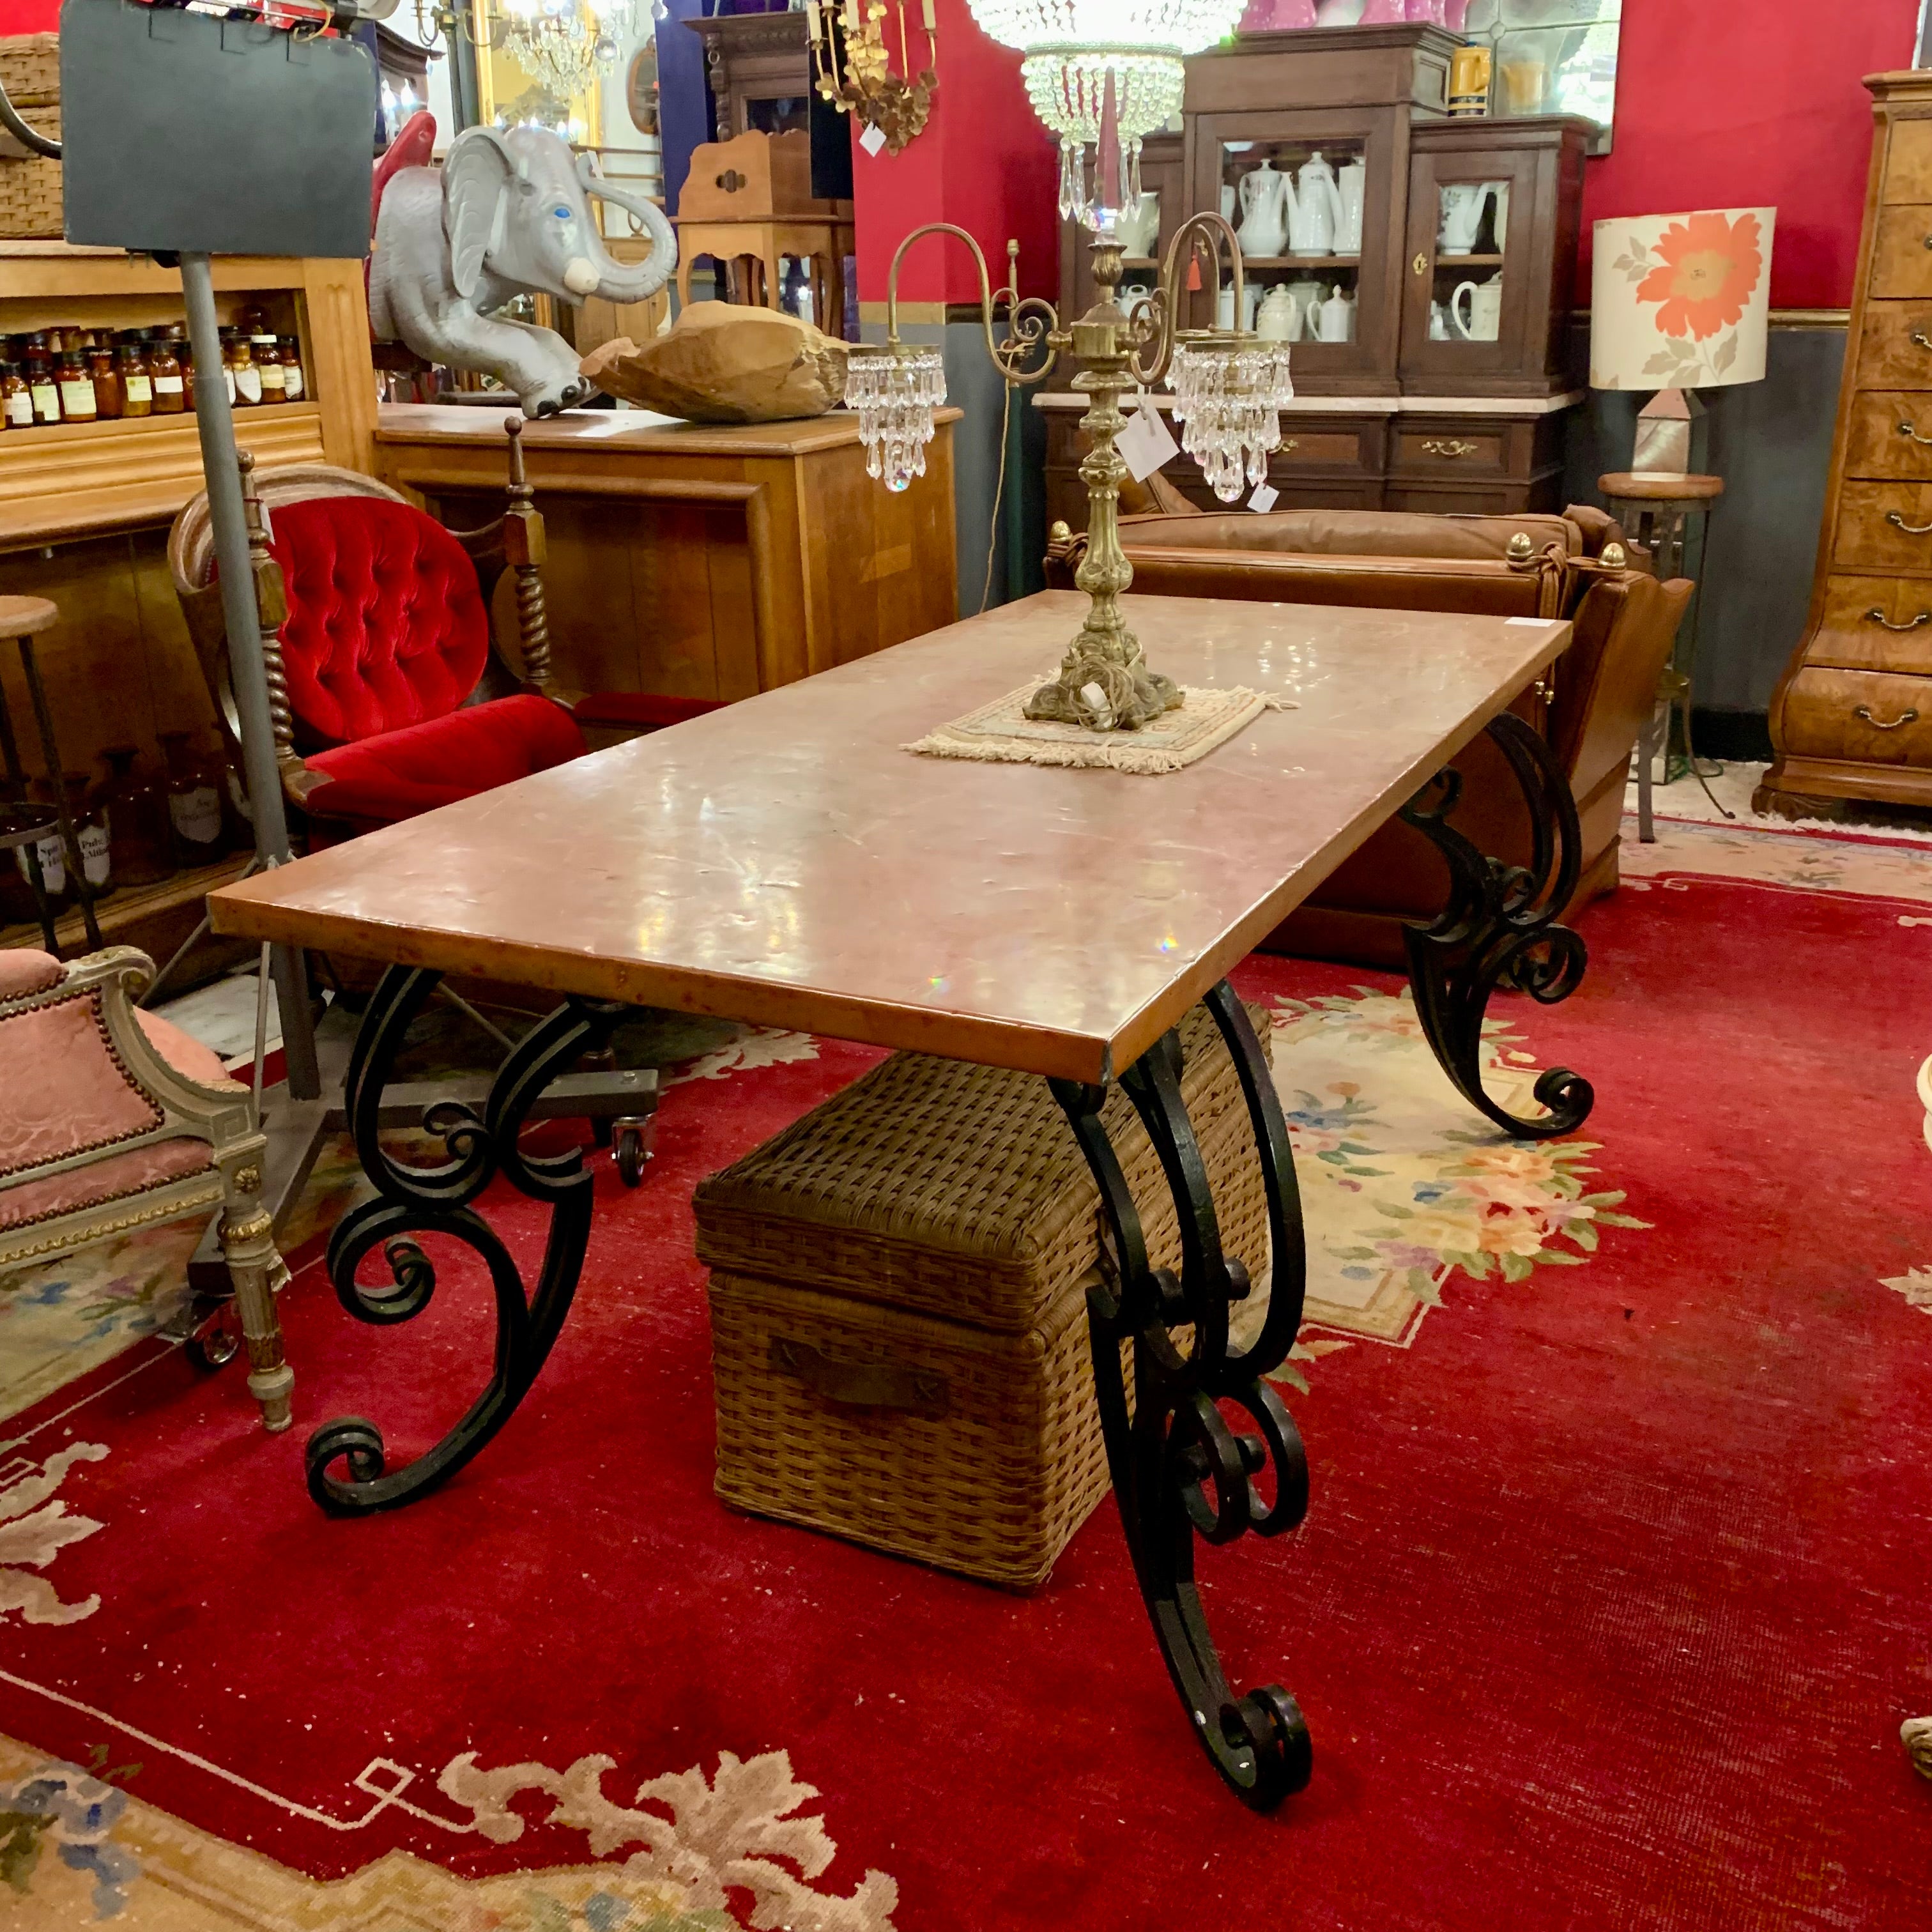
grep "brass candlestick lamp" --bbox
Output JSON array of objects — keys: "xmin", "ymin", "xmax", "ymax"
[{"xmin": 848, "ymin": 82, "xmax": 1292, "ymax": 733}]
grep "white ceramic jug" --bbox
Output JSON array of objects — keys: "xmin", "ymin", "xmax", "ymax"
[
  {"xmin": 1317, "ymin": 286, "xmax": 1354, "ymax": 342},
  {"xmin": 1288, "ymin": 151, "xmax": 1342, "ymax": 257},
  {"xmin": 1450, "ymin": 275, "xmax": 1502, "ymax": 341},
  {"xmin": 1216, "ymin": 280, "xmax": 1262, "ymax": 332},
  {"xmin": 1220, "ymin": 183, "xmax": 1238, "ymax": 226},
  {"xmin": 1336, "ymin": 157, "xmax": 1366, "ymax": 254},
  {"xmin": 1428, "ymin": 300, "xmax": 1450, "ymax": 341},
  {"xmin": 1257, "ymin": 284, "xmax": 1301, "ymax": 342},
  {"xmin": 1116, "ymin": 191, "xmax": 1161, "ymax": 258},
  {"xmin": 1439, "ymin": 182, "xmax": 1486, "ymax": 255},
  {"xmin": 1236, "ymin": 161, "xmax": 1290, "ymax": 258}
]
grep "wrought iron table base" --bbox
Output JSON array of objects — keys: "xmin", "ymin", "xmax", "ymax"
[{"xmin": 304, "ymin": 709, "xmax": 1593, "ymax": 1808}]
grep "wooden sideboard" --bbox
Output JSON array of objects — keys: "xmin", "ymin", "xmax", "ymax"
[
  {"xmin": 1038, "ymin": 387, "xmax": 1580, "ymax": 528},
  {"xmin": 1760, "ymin": 71, "xmax": 1932, "ymax": 817},
  {"xmin": 373, "ymin": 404, "xmax": 960, "ymax": 702}
]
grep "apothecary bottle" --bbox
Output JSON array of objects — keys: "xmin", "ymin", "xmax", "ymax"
[
  {"xmin": 118, "ymin": 340, "xmax": 152, "ymax": 417},
  {"xmin": 0, "ymin": 362, "xmax": 29, "ymax": 429},
  {"xmin": 148, "ymin": 332, "xmax": 187, "ymax": 414},
  {"xmin": 96, "ymin": 745, "xmax": 175, "ymax": 885},
  {"xmin": 23, "ymin": 335, "xmax": 60, "ymax": 424},
  {"xmin": 252, "ymin": 332, "xmax": 286, "ymax": 404},
  {"xmin": 57, "ymin": 351, "xmax": 97, "ymax": 424},
  {"xmin": 88, "ymin": 342, "xmax": 121, "ymax": 418},
  {"xmin": 158, "ymin": 730, "xmax": 225, "ymax": 861},
  {"xmin": 279, "ymin": 336, "xmax": 305, "ymax": 401}
]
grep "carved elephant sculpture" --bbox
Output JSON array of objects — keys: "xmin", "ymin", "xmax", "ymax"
[{"xmin": 369, "ymin": 115, "xmax": 678, "ymax": 417}]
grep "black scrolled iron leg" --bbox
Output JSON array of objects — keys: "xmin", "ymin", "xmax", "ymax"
[
  {"xmin": 1050, "ymin": 981, "xmax": 1314, "ymax": 1811},
  {"xmin": 305, "ymin": 965, "xmax": 624, "ymax": 1515},
  {"xmin": 1400, "ymin": 709, "xmax": 1595, "ymax": 1142}
]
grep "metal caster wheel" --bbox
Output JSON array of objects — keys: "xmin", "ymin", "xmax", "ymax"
[
  {"xmin": 613, "ymin": 1114, "xmax": 654, "ymax": 1188},
  {"xmin": 185, "ymin": 1305, "xmax": 240, "ymax": 1372}
]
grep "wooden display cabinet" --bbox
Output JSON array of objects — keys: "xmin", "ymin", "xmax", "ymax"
[
  {"xmin": 1045, "ymin": 26, "xmax": 1588, "ymax": 521},
  {"xmin": 687, "ymin": 9, "xmax": 813, "ymax": 141}
]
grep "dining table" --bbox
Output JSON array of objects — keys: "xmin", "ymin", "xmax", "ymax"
[{"xmin": 208, "ymin": 586, "xmax": 1593, "ymax": 1813}]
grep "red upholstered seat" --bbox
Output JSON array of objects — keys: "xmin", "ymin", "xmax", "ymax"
[{"xmin": 261, "ymin": 494, "xmax": 589, "ymax": 831}]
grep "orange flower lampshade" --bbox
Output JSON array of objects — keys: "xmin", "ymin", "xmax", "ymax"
[{"xmin": 1590, "ymin": 206, "xmax": 1775, "ymax": 392}]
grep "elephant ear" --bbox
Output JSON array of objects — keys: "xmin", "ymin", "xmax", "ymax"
[{"xmin": 443, "ymin": 127, "xmax": 518, "ymax": 302}]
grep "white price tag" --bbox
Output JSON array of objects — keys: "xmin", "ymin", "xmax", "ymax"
[
  {"xmin": 1505, "ymin": 616, "xmax": 1553, "ymax": 627},
  {"xmin": 859, "ymin": 122, "xmax": 888, "ymax": 157},
  {"xmin": 1248, "ymin": 479, "xmax": 1280, "ymax": 514},
  {"xmin": 1117, "ymin": 395, "xmax": 1179, "ymax": 483}
]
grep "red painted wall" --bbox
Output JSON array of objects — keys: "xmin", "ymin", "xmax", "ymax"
[
  {"xmin": 0, "ymin": 0, "xmax": 57, "ymax": 33},
  {"xmin": 1579, "ymin": 0, "xmax": 1920, "ymax": 309},
  {"xmin": 848, "ymin": 0, "xmax": 1057, "ymax": 304}
]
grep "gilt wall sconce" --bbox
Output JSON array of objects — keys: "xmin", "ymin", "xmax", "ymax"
[{"xmin": 806, "ymin": 0, "xmax": 938, "ymax": 153}]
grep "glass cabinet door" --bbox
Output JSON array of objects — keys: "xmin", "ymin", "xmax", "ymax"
[
  {"xmin": 1187, "ymin": 106, "xmax": 1402, "ymax": 391},
  {"xmin": 1399, "ymin": 144, "xmax": 1540, "ymax": 389}
]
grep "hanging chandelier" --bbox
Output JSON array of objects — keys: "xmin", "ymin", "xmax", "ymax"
[
  {"xmin": 964, "ymin": 0, "xmax": 1246, "ymax": 222},
  {"xmin": 493, "ymin": 0, "xmax": 635, "ymax": 101}
]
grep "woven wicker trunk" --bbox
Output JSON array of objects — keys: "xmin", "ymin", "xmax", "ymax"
[
  {"xmin": 0, "ymin": 36, "xmax": 61, "ymax": 241},
  {"xmin": 697, "ymin": 1002, "xmax": 1275, "ymax": 1590}
]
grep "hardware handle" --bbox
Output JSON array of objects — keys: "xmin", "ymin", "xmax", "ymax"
[
  {"xmin": 1279, "ymin": 436, "xmax": 1299, "ymax": 454},
  {"xmin": 1422, "ymin": 437, "xmax": 1480, "ymax": 459},
  {"xmin": 1413, "ymin": 252, "xmax": 1429, "ymax": 276},
  {"xmin": 1853, "ymin": 703, "xmax": 1920, "ymax": 730},
  {"xmin": 1886, "ymin": 509, "xmax": 1932, "ymax": 533},
  {"xmin": 1899, "ymin": 420, "xmax": 1932, "ymax": 446},
  {"xmin": 1915, "ymin": 330, "xmax": 1932, "ymax": 350},
  {"xmin": 1864, "ymin": 606, "xmax": 1932, "ymax": 631},
  {"xmin": 770, "ymin": 1337, "xmax": 950, "ymax": 1417}
]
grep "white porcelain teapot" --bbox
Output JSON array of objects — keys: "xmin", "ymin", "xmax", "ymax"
[
  {"xmin": 1257, "ymin": 283, "xmax": 1301, "ymax": 342},
  {"xmin": 1288, "ymin": 151, "xmax": 1344, "ymax": 257},
  {"xmin": 1236, "ymin": 161, "xmax": 1290, "ymax": 259}
]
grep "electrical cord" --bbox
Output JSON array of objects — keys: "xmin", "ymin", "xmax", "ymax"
[{"xmin": 981, "ymin": 374, "xmax": 1012, "ymax": 615}]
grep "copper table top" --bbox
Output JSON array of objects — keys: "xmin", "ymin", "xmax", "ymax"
[{"xmin": 209, "ymin": 590, "xmax": 1568, "ymax": 1084}]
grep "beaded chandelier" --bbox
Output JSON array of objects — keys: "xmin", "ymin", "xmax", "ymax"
[{"xmin": 964, "ymin": 0, "xmax": 1246, "ymax": 222}]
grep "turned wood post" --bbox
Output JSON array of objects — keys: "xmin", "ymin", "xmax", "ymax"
[
  {"xmin": 502, "ymin": 415, "xmax": 554, "ymax": 694},
  {"xmin": 236, "ymin": 452, "xmax": 302, "ymax": 787}
]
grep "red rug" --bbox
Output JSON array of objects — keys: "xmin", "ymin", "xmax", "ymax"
[{"xmin": 1, "ymin": 873, "xmax": 1929, "ymax": 1929}]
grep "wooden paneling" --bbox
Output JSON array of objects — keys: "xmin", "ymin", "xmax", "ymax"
[{"xmin": 1886, "ymin": 119, "xmax": 1932, "ymax": 205}]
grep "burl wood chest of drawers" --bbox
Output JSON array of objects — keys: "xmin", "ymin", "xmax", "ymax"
[{"xmin": 1761, "ymin": 72, "xmax": 1932, "ymax": 815}]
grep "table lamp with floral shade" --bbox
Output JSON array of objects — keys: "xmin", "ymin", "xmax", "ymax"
[{"xmin": 1590, "ymin": 206, "xmax": 1775, "ymax": 473}]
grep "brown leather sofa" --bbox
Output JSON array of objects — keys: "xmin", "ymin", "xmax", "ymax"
[{"xmin": 1047, "ymin": 494, "xmax": 1692, "ymax": 967}]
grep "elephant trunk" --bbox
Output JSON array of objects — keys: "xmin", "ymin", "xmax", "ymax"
[{"xmin": 574, "ymin": 158, "xmax": 678, "ymax": 305}]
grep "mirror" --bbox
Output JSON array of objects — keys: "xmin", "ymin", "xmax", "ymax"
[{"xmin": 1460, "ymin": 0, "xmax": 1622, "ymax": 154}]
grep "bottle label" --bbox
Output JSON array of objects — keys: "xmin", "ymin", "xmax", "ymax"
[
  {"xmin": 259, "ymin": 365, "xmax": 285, "ymax": 393},
  {"xmin": 153, "ymin": 374, "xmax": 184, "ymax": 395},
  {"xmin": 225, "ymin": 769, "xmax": 254, "ymax": 824},
  {"xmin": 59, "ymin": 378, "xmax": 96, "ymax": 414},
  {"xmin": 235, "ymin": 367, "xmax": 261, "ymax": 404},
  {"xmin": 282, "ymin": 365, "xmax": 304, "ymax": 401},
  {"xmin": 79, "ymin": 820, "xmax": 110, "ymax": 886},
  {"xmin": 30, "ymin": 381, "xmax": 58, "ymax": 420},
  {"xmin": 169, "ymin": 785, "xmax": 222, "ymax": 848},
  {"xmin": 5, "ymin": 392, "xmax": 30, "ymax": 425},
  {"xmin": 14, "ymin": 832, "xmax": 63, "ymax": 895},
  {"xmin": 123, "ymin": 374, "xmax": 152, "ymax": 404}
]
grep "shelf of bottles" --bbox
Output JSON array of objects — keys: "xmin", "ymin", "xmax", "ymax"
[
  {"xmin": 0, "ymin": 295, "xmax": 312, "ymax": 440},
  {"xmin": 1427, "ymin": 177, "xmax": 1509, "ymax": 348}
]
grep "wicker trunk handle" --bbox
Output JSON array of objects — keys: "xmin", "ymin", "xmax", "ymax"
[{"xmin": 770, "ymin": 1337, "xmax": 951, "ymax": 1417}]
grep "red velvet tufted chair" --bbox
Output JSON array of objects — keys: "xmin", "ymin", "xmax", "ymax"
[{"xmin": 168, "ymin": 420, "xmax": 716, "ymax": 841}]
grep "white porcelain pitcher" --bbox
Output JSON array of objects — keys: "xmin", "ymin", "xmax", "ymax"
[
  {"xmin": 1335, "ymin": 157, "xmax": 1366, "ymax": 254},
  {"xmin": 1236, "ymin": 161, "xmax": 1290, "ymax": 258},
  {"xmin": 1257, "ymin": 284, "xmax": 1301, "ymax": 342},
  {"xmin": 1317, "ymin": 286, "xmax": 1354, "ymax": 342},
  {"xmin": 1450, "ymin": 275, "xmax": 1502, "ymax": 341},
  {"xmin": 1116, "ymin": 191, "xmax": 1161, "ymax": 259},
  {"xmin": 1287, "ymin": 151, "xmax": 1344, "ymax": 257},
  {"xmin": 1439, "ymin": 182, "xmax": 1487, "ymax": 255}
]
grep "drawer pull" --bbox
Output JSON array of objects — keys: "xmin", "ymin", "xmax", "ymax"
[
  {"xmin": 1853, "ymin": 703, "xmax": 1920, "ymax": 730},
  {"xmin": 1915, "ymin": 330, "xmax": 1932, "ymax": 351},
  {"xmin": 1422, "ymin": 437, "xmax": 1480, "ymax": 459},
  {"xmin": 1865, "ymin": 606, "xmax": 1932, "ymax": 631},
  {"xmin": 1900, "ymin": 421, "xmax": 1932, "ymax": 446},
  {"xmin": 770, "ymin": 1337, "xmax": 950, "ymax": 1417},
  {"xmin": 1886, "ymin": 510, "xmax": 1932, "ymax": 534},
  {"xmin": 1279, "ymin": 437, "xmax": 1299, "ymax": 454}
]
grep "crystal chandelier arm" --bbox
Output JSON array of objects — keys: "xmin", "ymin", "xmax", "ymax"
[
  {"xmin": 1130, "ymin": 208, "xmax": 1246, "ymax": 388},
  {"xmin": 883, "ymin": 223, "xmax": 1061, "ymax": 387}
]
